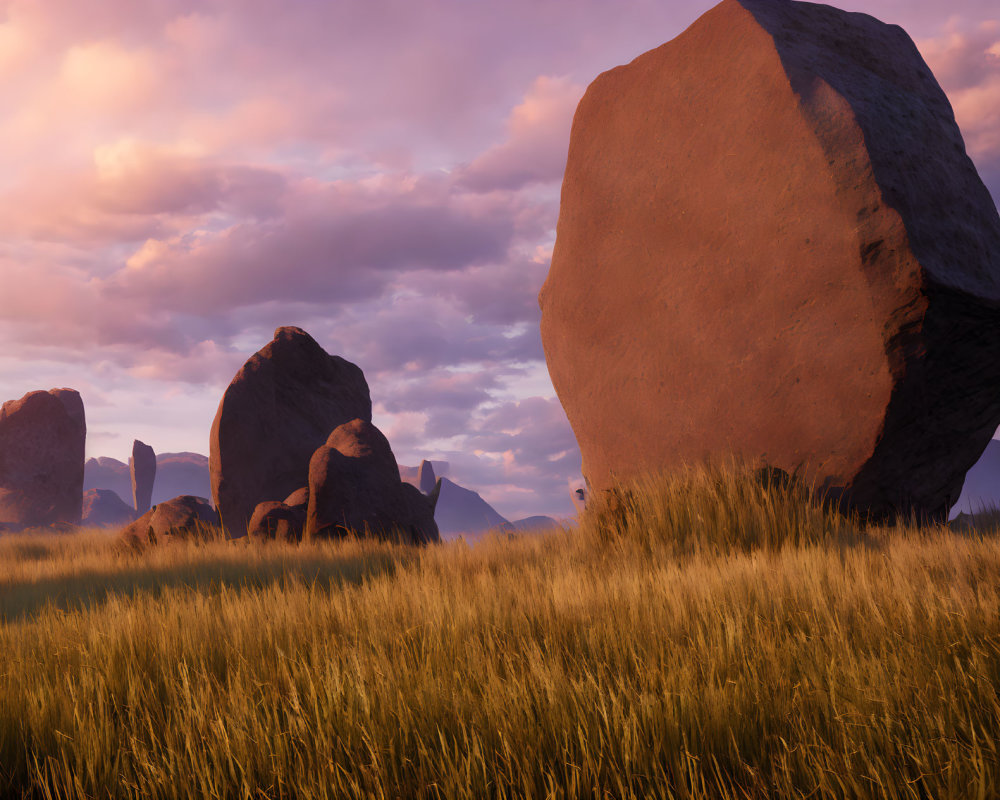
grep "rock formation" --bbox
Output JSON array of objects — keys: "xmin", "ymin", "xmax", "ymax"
[
  {"xmin": 247, "ymin": 501, "xmax": 305, "ymax": 542},
  {"xmin": 305, "ymin": 419, "xmax": 439, "ymax": 544},
  {"xmin": 129, "ymin": 440, "xmax": 156, "ymax": 514},
  {"xmin": 0, "ymin": 389, "xmax": 86, "ymax": 528},
  {"xmin": 210, "ymin": 327, "xmax": 371, "ymax": 536},
  {"xmin": 82, "ymin": 489, "xmax": 137, "ymax": 528},
  {"xmin": 417, "ymin": 460, "xmax": 437, "ymax": 495},
  {"xmin": 120, "ymin": 495, "xmax": 220, "ymax": 546},
  {"xmin": 539, "ymin": 0, "xmax": 1000, "ymax": 521}
]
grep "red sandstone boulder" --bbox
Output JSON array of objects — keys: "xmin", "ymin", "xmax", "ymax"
[
  {"xmin": 129, "ymin": 439, "xmax": 156, "ymax": 514},
  {"xmin": 120, "ymin": 495, "xmax": 220, "ymax": 546},
  {"xmin": 305, "ymin": 419, "xmax": 439, "ymax": 544},
  {"xmin": 210, "ymin": 327, "xmax": 371, "ymax": 536},
  {"xmin": 0, "ymin": 389, "xmax": 86, "ymax": 528},
  {"xmin": 539, "ymin": 0, "xmax": 1000, "ymax": 521}
]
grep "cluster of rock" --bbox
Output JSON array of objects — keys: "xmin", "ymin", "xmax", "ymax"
[
  {"xmin": 211, "ymin": 326, "xmax": 439, "ymax": 545},
  {"xmin": 540, "ymin": 0, "xmax": 1000, "ymax": 522}
]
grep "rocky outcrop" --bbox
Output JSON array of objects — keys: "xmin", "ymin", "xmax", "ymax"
[
  {"xmin": 82, "ymin": 489, "xmax": 137, "ymax": 528},
  {"xmin": 305, "ymin": 419, "xmax": 438, "ymax": 544},
  {"xmin": 120, "ymin": 495, "xmax": 220, "ymax": 546},
  {"xmin": 247, "ymin": 500, "xmax": 305, "ymax": 542},
  {"xmin": 210, "ymin": 327, "xmax": 371, "ymax": 536},
  {"xmin": 0, "ymin": 389, "xmax": 86, "ymax": 528},
  {"xmin": 539, "ymin": 0, "xmax": 1000, "ymax": 521},
  {"xmin": 129, "ymin": 440, "xmax": 156, "ymax": 514},
  {"xmin": 417, "ymin": 460, "xmax": 437, "ymax": 495}
]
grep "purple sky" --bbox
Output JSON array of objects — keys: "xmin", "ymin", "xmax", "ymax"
[{"xmin": 1, "ymin": 0, "xmax": 998, "ymax": 519}]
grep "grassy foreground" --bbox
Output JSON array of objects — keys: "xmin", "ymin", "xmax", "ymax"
[{"xmin": 1, "ymin": 466, "xmax": 1000, "ymax": 798}]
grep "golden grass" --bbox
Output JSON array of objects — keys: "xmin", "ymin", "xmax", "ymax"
[{"xmin": 1, "ymin": 463, "xmax": 999, "ymax": 798}]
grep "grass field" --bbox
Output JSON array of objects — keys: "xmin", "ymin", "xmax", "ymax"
[{"xmin": 2, "ymin": 464, "xmax": 1000, "ymax": 798}]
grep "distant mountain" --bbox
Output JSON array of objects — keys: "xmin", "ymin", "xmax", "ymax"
[
  {"xmin": 83, "ymin": 457, "xmax": 130, "ymax": 502},
  {"xmin": 503, "ymin": 516, "xmax": 561, "ymax": 533},
  {"xmin": 155, "ymin": 453, "xmax": 211, "ymax": 505},
  {"xmin": 84, "ymin": 452, "xmax": 212, "ymax": 509},
  {"xmin": 400, "ymin": 463, "xmax": 510, "ymax": 538},
  {"xmin": 434, "ymin": 478, "xmax": 510, "ymax": 537},
  {"xmin": 952, "ymin": 439, "xmax": 1000, "ymax": 517}
]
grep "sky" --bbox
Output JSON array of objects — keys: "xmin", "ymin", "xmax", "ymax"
[{"xmin": 1, "ymin": 0, "xmax": 998, "ymax": 521}]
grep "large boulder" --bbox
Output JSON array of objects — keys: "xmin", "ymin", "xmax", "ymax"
[
  {"xmin": 0, "ymin": 389, "xmax": 86, "ymax": 528},
  {"xmin": 210, "ymin": 327, "xmax": 371, "ymax": 536},
  {"xmin": 539, "ymin": 0, "xmax": 1000, "ymax": 521},
  {"xmin": 120, "ymin": 495, "xmax": 220, "ymax": 546},
  {"xmin": 82, "ymin": 489, "xmax": 137, "ymax": 528},
  {"xmin": 305, "ymin": 419, "xmax": 439, "ymax": 544},
  {"xmin": 130, "ymin": 439, "xmax": 156, "ymax": 514}
]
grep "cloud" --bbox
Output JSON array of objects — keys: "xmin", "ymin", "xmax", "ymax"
[{"xmin": 459, "ymin": 76, "xmax": 584, "ymax": 191}]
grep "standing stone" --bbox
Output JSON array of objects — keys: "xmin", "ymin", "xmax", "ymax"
[
  {"xmin": 305, "ymin": 419, "xmax": 439, "ymax": 544},
  {"xmin": 417, "ymin": 460, "xmax": 437, "ymax": 495},
  {"xmin": 129, "ymin": 439, "xmax": 156, "ymax": 514},
  {"xmin": 210, "ymin": 326, "xmax": 371, "ymax": 536},
  {"xmin": 0, "ymin": 389, "xmax": 86, "ymax": 527},
  {"xmin": 539, "ymin": 0, "xmax": 1000, "ymax": 520}
]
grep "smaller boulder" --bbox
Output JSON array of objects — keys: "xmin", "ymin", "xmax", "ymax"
[
  {"xmin": 82, "ymin": 489, "xmax": 137, "ymax": 528},
  {"xmin": 248, "ymin": 500, "xmax": 305, "ymax": 543},
  {"xmin": 305, "ymin": 419, "xmax": 438, "ymax": 544},
  {"xmin": 120, "ymin": 495, "xmax": 220, "ymax": 547},
  {"xmin": 284, "ymin": 486, "xmax": 309, "ymax": 509}
]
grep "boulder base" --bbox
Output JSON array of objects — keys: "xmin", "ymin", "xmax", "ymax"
[
  {"xmin": 248, "ymin": 501, "xmax": 305, "ymax": 543},
  {"xmin": 306, "ymin": 419, "xmax": 439, "ymax": 544},
  {"xmin": 539, "ymin": 0, "xmax": 1000, "ymax": 520}
]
